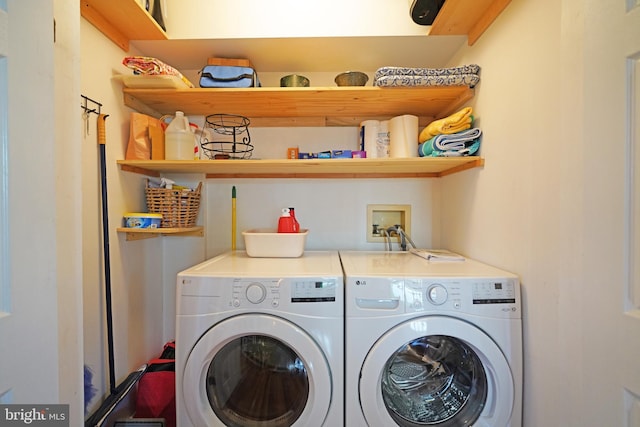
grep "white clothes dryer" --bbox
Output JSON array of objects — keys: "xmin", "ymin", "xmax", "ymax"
[
  {"xmin": 341, "ymin": 251, "xmax": 522, "ymax": 427},
  {"xmin": 176, "ymin": 251, "xmax": 344, "ymax": 427}
]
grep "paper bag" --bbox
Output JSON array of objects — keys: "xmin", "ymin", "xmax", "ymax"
[{"xmin": 126, "ymin": 112, "xmax": 162, "ymax": 160}]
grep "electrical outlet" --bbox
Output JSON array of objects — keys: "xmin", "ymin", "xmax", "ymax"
[{"xmin": 367, "ymin": 204, "xmax": 411, "ymax": 243}]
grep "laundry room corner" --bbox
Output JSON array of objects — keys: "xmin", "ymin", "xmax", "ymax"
[{"xmin": 80, "ymin": 17, "xmax": 179, "ymax": 417}]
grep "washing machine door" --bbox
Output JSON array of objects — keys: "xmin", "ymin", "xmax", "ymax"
[
  {"xmin": 182, "ymin": 314, "xmax": 332, "ymax": 427},
  {"xmin": 359, "ymin": 316, "xmax": 514, "ymax": 427}
]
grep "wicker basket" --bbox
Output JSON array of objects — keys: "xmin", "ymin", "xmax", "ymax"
[{"xmin": 145, "ymin": 181, "xmax": 202, "ymax": 228}]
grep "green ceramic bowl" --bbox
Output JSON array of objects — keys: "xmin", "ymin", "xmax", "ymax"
[{"xmin": 334, "ymin": 71, "xmax": 369, "ymax": 86}]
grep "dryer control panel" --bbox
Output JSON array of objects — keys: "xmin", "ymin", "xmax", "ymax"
[
  {"xmin": 472, "ymin": 281, "xmax": 517, "ymax": 305},
  {"xmin": 405, "ymin": 277, "xmax": 520, "ymax": 318}
]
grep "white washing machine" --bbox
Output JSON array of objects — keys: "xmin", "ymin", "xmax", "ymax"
[
  {"xmin": 176, "ymin": 251, "xmax": 344, "ymax": 427},
  {"xmin": 341, "ymin": 251, "xmax": 522, "ymax": 427}
]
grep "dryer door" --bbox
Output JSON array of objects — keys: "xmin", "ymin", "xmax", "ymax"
[
  {"xmin": 359, "ymin": 316, "xmax": 514, "ymax": 427},
  {"xmin": 183, "ymin": 314, "xmax": 332, "ymax": 427}
]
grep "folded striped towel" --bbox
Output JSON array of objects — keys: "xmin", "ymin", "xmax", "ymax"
[
  {"xmin": 373, "ymin": 65, "xmax": 481, "ymax": 88},
  {"xmin": 374, "ymin": 74, "xmax": 480, "ymax": 88},
  {"xmin": 418, "ymin": 128, "xmax": 482, "ymax": 157},
  {"xmin": 374, "ymin": 64, "xmax": 481, "ymax": 80},
  {"xmin": 419, "ymin": 107, "xmax": 473, "ymax": 142},
  {"xmin": 122, "ymin": 56, "xmax": 194, "ymax": 88}
]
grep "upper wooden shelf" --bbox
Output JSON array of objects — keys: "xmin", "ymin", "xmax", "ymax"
[
  {"xmin": 81, "ymin": 0, "xmax": 512, "ymax": 62},
  {"xmin": 123, "ymin": 86, "xmax": 475, "ymax": 127},
  {"xmin": 117, "ymin": 157, "xmax": 484, "ymax": 179},
  {"xmin": 81, "ymin": 0, "xmax": 167, "ymax": 51},
  {"xmin": 430, "ymin": 0, "xmax": 512, "ymax": 45}
]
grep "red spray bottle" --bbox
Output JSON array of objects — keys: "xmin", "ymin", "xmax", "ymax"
[
  {"xmin": 289, "ymin": 207, "xmax": 300, "ymax": 233},
  {"xmin": 277, "ymin": 208, "xmax": 296, "ymax": 233}
]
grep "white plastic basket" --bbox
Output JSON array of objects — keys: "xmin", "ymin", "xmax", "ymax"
[{"xmin": 242, "ymin": 228, "xmax": 309, "ymax": 258}]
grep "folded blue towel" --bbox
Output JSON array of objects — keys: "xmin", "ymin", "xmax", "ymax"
[{"xmin": 418, "ymin": 128, "xmax": 482, "ymax": 157}]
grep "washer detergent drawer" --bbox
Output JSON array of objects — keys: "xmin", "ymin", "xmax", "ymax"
[
  {"xmin": 181, "ymin": 314, "xmax": 332, "ymax": 427},
  {"xmin": 359, "ymin": 316, "xmax": 515, "ymax": 427},
  {"xmin": 356, "ymin": 297, "xmax": 400, "ymax": 310}
]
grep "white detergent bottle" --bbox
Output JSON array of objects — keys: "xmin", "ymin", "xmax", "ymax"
[{"xmin": 164, "ymin": 111, "xmax": 194, "ymax": 160}]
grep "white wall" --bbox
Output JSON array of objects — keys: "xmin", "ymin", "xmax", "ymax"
[
  {"xmin": 163, "ymin": 0, "xmax": 427, "ymax": 39},
  {"xmin": 54, "ymin": 0, "xmax": 84, "ymax": 421},
  {"xmin": 205, "ymin": 178, "xmax": 438, "ymax": 256},
  {"xmin": 440, "ymin": 0, "xmax": 589, "ymax": 425},
  {"xmin": 80, "ymin": 20, "xmax": 168, "ymax": 415}
]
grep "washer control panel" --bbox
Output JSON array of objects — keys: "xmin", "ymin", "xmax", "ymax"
[
  {"xmin": 230, "ymin": 278, "xmax": 338, "ymax": 308},
  {"xmin": 245, "ymin": 282, "xmax": 267, "ymax": 304},
  {"xmin": 291, "ymin": 280, "xmax": 337, "ymax": 303},
  {"xmin": 232, "ymin": 279, "xmax": 281, "ymax": 308}
]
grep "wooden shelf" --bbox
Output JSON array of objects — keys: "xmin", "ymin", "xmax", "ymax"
[
  {"xmin": 81, "ymin": 0, "xmax": 167, "ymax": 51},
  {"xmin": 117, "ymin": 157, "xmax": 484, "ymax": 179},
  {"xmin": 123, "ymin": 86, "xmax": 475, "ymax": 127},
  {"xmin": 430, "ymin": 0, "xmax": 512, "ymax": 45},
  {"xmin": 81, "ymin": 0, "xmax": 512, "ymax": 58},
  {"xmin": 116, "ymin": 226, "xmax": 204, "ymax": 241}
]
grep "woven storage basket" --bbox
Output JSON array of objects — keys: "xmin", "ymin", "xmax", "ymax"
[{"xmin": 145, "ymin": 181, "xmax": 202, "ymax": 228}]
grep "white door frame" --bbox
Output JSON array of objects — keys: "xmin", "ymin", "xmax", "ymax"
[{"xmin": 0, "ymin": 0, "xmax": 83, "ymax": 424}]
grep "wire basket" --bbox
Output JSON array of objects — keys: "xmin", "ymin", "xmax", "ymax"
[
  {"xmin": 201, "ymin": 114, "xmax": 253, "ymax": 159},
  {"xmin": 145, "ymin": 181, "xmax": 202, "ymax": 228}
]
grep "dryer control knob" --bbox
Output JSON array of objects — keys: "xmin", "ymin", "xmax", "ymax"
[
  {"xmin": 427, "ymin": 284, "xmax": 448, "ymax": 305},
  {"xmin": 246, "ymin": 282, "xmax": 267, "ymax": 304}
]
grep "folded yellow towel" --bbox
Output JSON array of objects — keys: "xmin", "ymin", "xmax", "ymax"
[{"xmin": 419, "ymin": 107, "xmax": 473, "ymax": 142}]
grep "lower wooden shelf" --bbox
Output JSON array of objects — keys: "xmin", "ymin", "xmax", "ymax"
[{"xmin": 116, "ymin": 226, "xmax": 204, "ymax": 241}]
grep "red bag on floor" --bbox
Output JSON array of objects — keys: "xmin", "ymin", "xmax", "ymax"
[{"xmin": 135, "ymin": 341, "xmax": 176, "ymax": 427}]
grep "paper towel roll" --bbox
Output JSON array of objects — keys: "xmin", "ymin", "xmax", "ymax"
[
  {"xmin": 377, "ymin": 120, "xmax": 390, "ymax": 158},
  {"xmin": 359, "ymin": 120, "xmax": 380, "ymax": 158},
  {"xmin": 389, "ymin": 114, "xmax": 419, "ymax": 158}
]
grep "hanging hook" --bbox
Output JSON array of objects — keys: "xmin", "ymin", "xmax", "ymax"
[{"xmin": 80, "ymin": 94, "xmax": 102, "ymax": 116}]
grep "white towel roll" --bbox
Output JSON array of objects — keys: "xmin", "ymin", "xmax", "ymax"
[
  {"xmin": 377, "ymin": 120, "xmax": 390, "ymax": 158},
  {"xmin": 359, "ymin": 120, "xmax": 380, "ymax": 158},
  {"xmin": 389, "ymin": 114, "xmax": 419, "ymax": 158}
]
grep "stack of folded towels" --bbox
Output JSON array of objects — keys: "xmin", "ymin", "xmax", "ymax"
[
  {"xmin": 373, "ymin": 64, "xmax": 480, "ymax": 88},
  {"xmin": 417, "ymin": 107, "xmax": 482, "ymax": 157}
]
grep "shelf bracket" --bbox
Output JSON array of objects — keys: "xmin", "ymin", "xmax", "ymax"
[
  {"xmin": 123, "ymin": 232, "xmax": 158, "ymax": 241},
  {"xmin": 117, "ymin": 226, "xmax": 204, "ymax": 241}
]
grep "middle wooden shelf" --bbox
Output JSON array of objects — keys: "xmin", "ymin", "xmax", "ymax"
[
  {"xmin": 123, "ymin": 85, "xmax": 475, "ymax": 127},
  {"xmin": 117, "ymin": 157, "xmax": 484, "ymax": 179}
]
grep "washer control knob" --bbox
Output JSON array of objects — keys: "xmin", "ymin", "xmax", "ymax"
[
  {"xmin": 246, "ymin": 282, "xmax": 266, "ymax": 304},
  {"xmin": 427, "ymin": 284, "xmax": 448, "ymax": 305}
]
